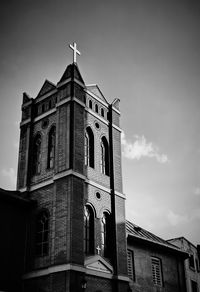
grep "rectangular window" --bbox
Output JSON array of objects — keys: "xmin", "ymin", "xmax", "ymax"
[
  {"xmin": 127, "ymin": 249, "xmax": 135, "ymax": 281},
  {"xmin": 151, "ymin": 257, "xmax": 163, "ymax": 286},
  {"xmin": 196, "ymin": 258, "xmax": 200, "ymax": 272},
  {"xmin": 191, "ymin": 280, "xmax": 198, "ymax": 292},
  {"xmin": 189, "ymin": 254, "xmax": 195, "ymax": 269}
]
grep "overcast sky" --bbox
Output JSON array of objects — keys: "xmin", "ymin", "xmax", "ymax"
[{"xmin": 0, "ymin": 0, "xmax": 200, "ymax": 245}]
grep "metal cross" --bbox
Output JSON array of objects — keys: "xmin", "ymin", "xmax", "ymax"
[
  {"xmin": 69, "ymin": 42, "xmax": 81, "ymax": 63},
  {"xmin": 96, "ymin": 245, "xmax": 101, "ymax": 255}
]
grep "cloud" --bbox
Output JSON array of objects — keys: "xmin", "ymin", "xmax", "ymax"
[
  {"xmin": 1, "ymin": 168, "xmax": 16, "ymax": 187},
  {"xmin": 167, "ymin": 210, "xmax": 188, "ymax": 226},
  {"xmin": 193, "ymin": 187, "xmax": 200, "ymax": 196},
  {"xmin": 121, "ymin": 132, "xmax": 169, "ymax": 163}
]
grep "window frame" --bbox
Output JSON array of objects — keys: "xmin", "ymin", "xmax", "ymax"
[
  {"xmin": 47, "ymin": 126, "xmax": 56, "ymax": 169},
  {"xmin": 35, "ymin": 210, "xmax": 50, "ymax": 257},
  {"xmin": 151, "ymin": 257, "xmax": 163, "ymax": 287}
]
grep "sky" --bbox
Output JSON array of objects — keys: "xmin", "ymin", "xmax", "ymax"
[{"xmin": 0, "ymin": 0, "xmax": 200, "ymax": 245}]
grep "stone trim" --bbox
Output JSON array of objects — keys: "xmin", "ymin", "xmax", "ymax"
[
  {"xmin": 112, "ymin": 124, "xmax": 122, "ymax": 132},
  {"xmin": 85, "ymin": 108, "xmax": 109, "ymax": 126},
  {"xmin": 56, "ymin": 78, "xmax": 71, "ymax": 88},
  {"xmin": 20, "ymin": 118, "xmax": 31, "ymax": 127},
  {"xmin": 56, "ymin": 97, "xmax": 71, "ymax": 108},
  {"xmin": 35, "ymin": 88, "xmax": 58, "ymax": 104},
  {"xmin": 85, "ymin": 89, "xmax": 108, "ymax": 108},
  {"xmin": 34, "ymin": 108, "xmax": 56, "ymax": 123}
]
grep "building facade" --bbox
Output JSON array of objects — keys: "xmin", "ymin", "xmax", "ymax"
[
  {"xmin": 126, "ymin": 221, "xmax": 187, "ymax": 292},
  {"xmin": 168, "ymin": 237, "xmax": 200, "ymax": 292}
]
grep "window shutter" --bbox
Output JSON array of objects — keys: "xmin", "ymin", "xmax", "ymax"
[
  {"xmin": 127, "ymin": 250, "xmax": 135, "ymax": 281},
  {"xmin": 151, "ymin": 257, "xmax": 162, "ymax": 286}
]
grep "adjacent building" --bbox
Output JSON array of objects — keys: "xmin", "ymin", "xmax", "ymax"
[{"xmin": 168, "ymin": 237, "xmax": 200, "ymax": 292}]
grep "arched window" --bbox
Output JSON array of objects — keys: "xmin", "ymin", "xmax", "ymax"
[
  {"xmin": 85, "ymin": 127, "xmax": 94, "ymax": 168},
  {"xmin": 101, "ymin": 212, "xmax": 111, "ymax": 258},
  {"xmin": 42, "ymin": 104, "xmax": 45, "ymax": 113},
  {"xmin": 100, "ymin": 137, "xmax": 109, "ymax": 175},
  {"xmin": 33, "ymin": 134, "xmax": 42, "ymax": 175},
  {"xmin": 47, "ymin": 126, "xmax": 56, "ymax": 169},
  {"xmin": 49, "ymin": 99, "xmax": 52, "ymax": 109},
  {"xmin": 36, "ymin": 210, "xmax": 49, "ymax": 256},
  {"xmin": 84, "ymin": 205, "xmax": 94, "ymax": 255},
  {"xmin": 89, "ymin": 100, "xmax": 92, "ymax": 109},
  {"xmin": 101, "ymin": 108, "xmax": 104, "ymax": 117},
  {"xmin": 95, "ymin": 104, "xmax": 98, "ymax": 113}
]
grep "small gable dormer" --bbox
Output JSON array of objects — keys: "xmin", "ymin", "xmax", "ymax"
[
  {"xmin": 86, "ymin": 84, "xmax": 108, "ymax": 104},
  {"xmin": 36, "ymin": 80, "xmax": 56, "ymax": 98}
]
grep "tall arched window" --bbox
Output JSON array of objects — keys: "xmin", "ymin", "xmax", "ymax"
[
  {"xmin": 47, "ymin": 126, "xmax": 56, "ymax": 169},
  {"xmin": 100, "ymin": 136, "xmax": 109, "ymax": 175},
  {"xmin": 33, "ymin": 134, "xmax": 42, "ymax": 175},
  {"xmin": 85, "ymin": 127, "xmax": 94, "ymax": 168},
  {"xmin": 36, "ymin": 210, "xmax": 49, "ymax": 256},
  {"xmin": 84, "ymin": 205, "xmax": 94, "ymax": 255},
  {"xmin": 95, "ymin": 104, "xmax": 98, "ymax": 113},
  {"xmin": 101, "ymin": 212, "xmax": 111, "ymax": 258},
  {"xmin": 89, "ymin": 100, "xmax": 93, "ymax": 109},
  {"xmin": 101, "ymin": 108, "xmax": 104, "ymax": 117}
]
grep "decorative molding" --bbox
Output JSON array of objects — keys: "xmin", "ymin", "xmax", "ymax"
[
  {"xmin": 54, "ymin": 169, "xmax": 85, "ymax": 181},
  {"xmin": 22, "ymin": 100, "xmax": 33, "ymax": 108},
  {"xmin": 85, "ymin": 108, "xmax": 109, "ymax": 126},
  {"xmin": 112, "ymin": 106, "xmax": 121, "ymax": 115},
  {"xmin": 74, "ymin": 78, "xmax": 85, "ymax": 88},
  {"xmin": 20, "ymin": 118, "xmax": 31, "ymax": 127},
  {"xmin": 85, "ymin": 179, "xmax": 111, "ymax": 193},
  {"xmin": 29, "ymin": 178, "xmax": 54, "ymax": 191},
  {"xmin": 35, "ymin": 88, "xmax": 58, "ymax": 104},
  {"xmin": 115, "ymin": 190, "xmax": 126, "ymax": 199},
  {"xmin": 34, "ymin": 108, "xmax": 56, "ymax": 123},
  {"xmin": 56, "ymin": 78, "xmax": 71, "ymax": 88},
  {"xmin": 112, "ymin": 124, "xmax": 122, "ymax": 132},
  {"xmin": 72, "ymin": 96, "xmax": 85, "ymax": 108},
  {"xmin": 22, "ymin": 264, "xmax": 85, "ymax": 279},
  {"xmin": 56, "ymin": 97, "xmax": 71, "ymax": 108}
]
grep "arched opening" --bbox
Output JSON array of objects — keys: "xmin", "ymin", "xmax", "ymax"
[
  {"xmin": 100, "ymin": 136, "xmax": 109, "ymax": 175},
  {"xmin": 85, "ymin": 127, "xmax": 94, "ymax": 168},
  {"xmin": 33, "ymin": 134, "xmax": 42, "ymax": 175},
  {"xmin": 35, "ymin": 210, "xmax": 49, "ymax": 256},
  {"xmin": 47, "ymin": 126, "xmax": 56, "ymax": 169},
  {"xmin": 101, "ymin": 212, "xmax": 111, "ymax": 258},
  {"xmin": 84, "ymin": 205, "xmax": 94, "ymax": 255}
]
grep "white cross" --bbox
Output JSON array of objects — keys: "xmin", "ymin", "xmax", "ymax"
[
  {"xmin": 69, "ymin": 42, "xmax": 81, "ymax": 63},
  {"xmin": 96, "ymin": 245, "xmax": 101, "ymax": 255}
]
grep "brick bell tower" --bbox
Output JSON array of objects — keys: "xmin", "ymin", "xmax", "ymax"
[{"xmin": 17, "ymin": 43, "xmax": 129, "ymax": 292}]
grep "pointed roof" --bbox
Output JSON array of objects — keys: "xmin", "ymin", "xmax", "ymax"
[
  {"xmin": 86, "ymin": 84, "xmax": 108, "ymax": 103},
  {"xmin": 58, "ymin": 63, "xmax": 85, "ymax": 84},
  {"xmin": 36, "ymin": 80, "xmax": 56, "ymax": 98},
  {"xmin": 126, "ymin": 220, "xmax": 187, "ymax": 255}
]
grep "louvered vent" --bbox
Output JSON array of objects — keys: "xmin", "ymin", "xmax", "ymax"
[
  {"xmin": 127, "ymin": 250, "xmax": 135, "ymax": 281},
  {"xmin": 151, "ymin": 257, "xmax": 162, "ymax": 286}
]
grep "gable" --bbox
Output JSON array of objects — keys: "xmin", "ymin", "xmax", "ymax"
[
  {"xmin": 36, "ymin": 80, "xmax": 56, "ymax": 98},
  {"xmin": 85, "ymin": 255, "xmax": 113, "ymax": 274},
  {"xmin": 86, "ymin": 85, "xmax": 108, "ymax": 103}
]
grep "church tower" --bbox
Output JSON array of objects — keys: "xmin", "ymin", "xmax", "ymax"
[{"xmin": 17, "ymin": 43, "xmax": 129, "ymax": 292}]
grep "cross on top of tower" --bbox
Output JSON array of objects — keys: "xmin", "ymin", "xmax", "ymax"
[{"xmin": 69, "ymin": 42, "xmax": 81, "ymax": 63}]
